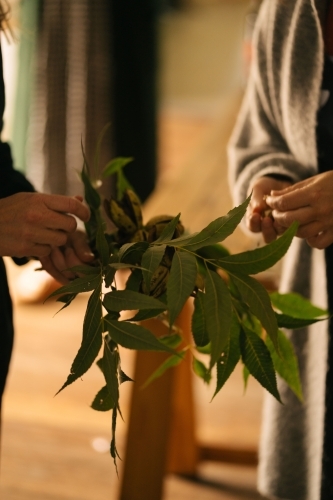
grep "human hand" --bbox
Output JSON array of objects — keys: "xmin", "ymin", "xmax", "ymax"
[
  {"xmin": 39, "ymin": 230, "xmax": 95, "ymax": 284},
  {"xmin": 266, "ymin": 171, "xmax": 333, "ymax": 249},
  {"xmin": 246, "ymin": 176, "xmax": 292, "ymax": 243},
  {"xmin": 0, "ymin": 192, "xmax": 90, "ymax": 258}
]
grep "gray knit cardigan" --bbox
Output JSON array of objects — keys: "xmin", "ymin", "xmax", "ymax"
[{"xmin": 228, "ymin": 1, "xmax": 329, "ymax": 499}]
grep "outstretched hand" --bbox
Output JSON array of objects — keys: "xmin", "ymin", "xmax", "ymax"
[
  {"xmin": 0, "ymin": 192, "xmax": 90, "ymax": 258},
  {"xmin": 266, "ymin": 171, "xmax": 333, "ymax": 249}
]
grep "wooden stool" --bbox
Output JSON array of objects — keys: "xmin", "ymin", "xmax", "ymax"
[{"xmin": 118, "ymin": 301, "xmax": 257, "ymax": 500}]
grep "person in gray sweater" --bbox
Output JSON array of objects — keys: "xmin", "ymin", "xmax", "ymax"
[{"xmin": 228, "ymin": 0, "xmax": 333, "ymax": 499}]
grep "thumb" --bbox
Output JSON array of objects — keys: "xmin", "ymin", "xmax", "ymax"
[{"xmin": 70, "ymin": 231, "xmax": 95, "ymax": 262}]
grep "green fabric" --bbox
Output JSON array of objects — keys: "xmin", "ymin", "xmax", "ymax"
[{"xmin": 11, "ymin": 0, "xmax": 40, "ymax": 173}]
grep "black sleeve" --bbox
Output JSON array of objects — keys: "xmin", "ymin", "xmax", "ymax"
[{"xmin": 0, "ymin": 142, "xmax": 34, "ymax": 198}]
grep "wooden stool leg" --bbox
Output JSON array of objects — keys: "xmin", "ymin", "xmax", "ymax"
[
  {"xmin": 119, "ymin": 303, "xmax": 198, "ymax": 500},
  {"xmin": 166, "ymin": 302, "xmax": 198, "ymax": 475},
  {"xmin": 119, "ymin": 319, "xmax": 175, "ymax": 500}
]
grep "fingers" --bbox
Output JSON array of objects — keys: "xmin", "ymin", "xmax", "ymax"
[
  {"xmin": 23, "ymin": 195, "xmax": 79, "ymax": 233},
  {"xmin": 261, "ymin": 217, "xmax": 278, "ymax": 243},
  {"xmin": 246, "ymin": 212, "xmax": 262, "ymax": 233},
  {"xmin": 26, "ymin": 244, "xmax": 52, "ymax": 259},
  {"xmin": 245, "ymin": 177, "xmax": 292, "ymax": 240},
  {"xmin": 271, "ymin": 206, "xmax": 314, "ymax": 227},
  {"xmin": 0, "ymin": 192, "xmax": 90, "ymax": 259},
  {"xmin": 27, "ymin": 193, "xmax": 90, "ymax": 234},
  {"xmin": 39, "ymin": 254, "xmax": 69, "ymax": 285},
  {"xmin": 40, "ymin": 230, "xmax": 95, "ymax": 284},
  {"xmin": 245, "ymin": 210, "xmax": 279, "ymax": 243},
  {"xmin": 270, "ymin": 178, "xmax": 309, "ymax": 196},
  {"xmin": 39, "ymin": 244, "xmax": 88, "ymax": 284},
  {"xmin": 23, "ymin": 226, "xmax": 69, "ymax": 248},
  {"xmin": 40, "ymin": 212, "xmax": 78, "ymax": 233},
  {"xmin": 249, "ymin": 177, "xmax": 292, "ymax": 208},
  {"xmin": 48, "ymin": 246, "xmax": 76, "ymax": 280},
  {"xmin": 68, "ymin": 231, "xmax": 95, "ymax": 262},
  {"xmin": 266, "ymin": 189, "xmax": 310, "ymax": 212},
  {"xmin": 306, "ymin": 230, "xmax": 333, "ymax": 249},
  {"xmin": 43, "ymin": 194, "xmax": 90, "ymax": 222}
]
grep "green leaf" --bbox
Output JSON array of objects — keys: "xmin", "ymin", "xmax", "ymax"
[
  {"xmin": 118, "ymin": 241, "xmax": 149, "ymax": 265},
  {"xmin": 204, "ymin": 269, "xmax": 233, "ymax": 368},
  {"xmin": 275, "ymin": 312, "xmax": 323, "ymax": 329},
  {"xmin": 56, "ymin": 283, "xmax": 103, "ymax": 394},
  {"xmin": 68, "ymin": 265, "xmax": 101, "ymax": 276},
  {"xmin": 93, "ymin": 122, "xmax": 110, "ymax": 177},
  {"xmin": 123, "ymin": 269, "xmax": 141, "ymax": 293},
  {"xmin": 116, "ymin": 170, "xmax": 134, "ymax": 200},
  {"xmin": 96, "ymin": 357, "xmax": 104, "ymax": 372},
  {"xmin": 231, "ymin": 272, "xmax": 278, "ymax": 350},
  {"xmin": 103, "ymin": 290, "xmax": 167, "ymax": 312},
  {"xmin": 266, "ymin": 329, "xmax": 303, "ymax": 401},
  {"xmin": 243, "ymin": 365, "xmax": 250, "ymax": 392},
  {"xmin": 196, "ymin": 243, "xmax": 230, "ymax": 260},
  {"xmin": 216, "ymin": 222, "xmax": 297, "ymax": 275},
  {"xmin": 83, "ymin": 283, "xmax": 103, "ymax": 345},
  {"xmin": 84, "ymin": 207, "xmax": 100, "ymax": 243},
  {"xmin": 80, "ymin": 146, "xmax": 101, "ymax": 210},
  {"xmin": 103, "ymin": 339, "xmax": 120, "ymax": 408},
  {"xmin": 110, "ymin": 407, "xmax": 120, "ymax": 468},
  {"xmin": 159, "ymin": 333, "xmax": 183, "ymax": 349},
  {"xmin": 105, "ymin": 266, "xmax": 116, "ymax": 289},
  {"xmin": 102, "ymin": 157, "xmax": 134, "ymax": 179},
  {"xmin": 196, "ymin": 343, "xmax": 211, "ymax": 354},
  {"xmin": 141, "ymin": 350, "xmax": 186, "ymax": 388},
  {"xmin": 126, "ymin": 308, "xmax": 166, "ymax": 322},
  {"xmin": 104, "ymin": 317, "xmax": 175, "ymax": 353},
  {"xmin": 91, "ymin": 385, "xmax": 114, "ymax": 412},
  {"xmin": 167, "ymin": 250, "xmax": 197, "ymax": 326},
  {"xmin": 168, "ymin": 196, "xmax": 251, "ymax": 251},
  {"xmin": 270, "ymin": 292, "xmax": 328, "ymax": 319},
  {"xmin": 240, "ymin": 326, "xmax": 281, "ymax": 402},
  {"xmin": 192, "ymin": 291, "xmax": 209, "ymax": 347},
  {"xmin": 108, "ymin": 262, "xmax": 144, "ymax": 271},
  {"xmin": 196, "ymin": 256, "xmax": 208, "ymax": 278},
  {"xmin": 96, "ymin": 226, "xmax": 110, "ymax": 267},
  {"xmin": 47, "ymin": 273, "xmax": 102, "ymax": 299},
  {"xmin": 153, "ymin": 214, "xmax": 181, "ymax": 243},
  {"xmin": 193, "ymin": 357, "xmax": 211, "ymax": 384},
  {"xmin": 55, "ymin": 293, "xmax": 77, "ymax": 313},
  {"xmin": 103, "ymin": 311, "xmax": 120, "ymax": 321},
  {"xmin": 141, "ymin": 245, "xmax": 166, "ymax": 293},
  {"xmin": 119, "ymin": 370, "xmax": 134, "ymax": 384},
  {"xmin": 213, "ymin": 315, "xmax": 241, "ymax": 398}
]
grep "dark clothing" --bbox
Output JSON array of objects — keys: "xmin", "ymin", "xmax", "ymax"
[
  {"xmin": 111, "ymin": 0, "xmax": 157, "ymax": 202},
  {"xmin": 0, "ymin": 259, "xmax": 13, "ymax": 405},
  {"xmin": 316, "ymin": 54, "xmax": 333, "ymax": 499},
  {"xmin": 0, "ymin": 45, "xmax": 34, "ymax": 405}
]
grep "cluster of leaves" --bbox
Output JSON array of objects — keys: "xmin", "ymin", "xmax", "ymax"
[{"xmin": 48, "ymin": 136, "xmax": 328, "ymax": 467}]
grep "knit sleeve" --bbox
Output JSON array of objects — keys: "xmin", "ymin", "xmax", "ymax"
[{"xmin": 227, "ymin": 0, "xmax": 314, "ymax": 206}]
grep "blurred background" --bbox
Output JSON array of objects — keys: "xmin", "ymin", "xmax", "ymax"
[{"xmin": 0, "ymin": 0, "xmax": 270, "ymax": 499}]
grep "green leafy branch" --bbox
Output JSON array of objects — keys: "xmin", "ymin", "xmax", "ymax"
[{"xmin": 47, "ymin": 136, "xmax": 328, "ymax": 467}]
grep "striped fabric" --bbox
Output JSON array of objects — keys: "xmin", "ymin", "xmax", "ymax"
[{"xmin": 27, "ymin": 0, "xmax": 113, "ymax": 197}]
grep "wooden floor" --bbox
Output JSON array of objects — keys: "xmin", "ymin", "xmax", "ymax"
[
  {"xmin": 0, "ymin": 281, "xmax": 264, "ymax": 500},
  {"xmin": 0, "ymin": 1, "xmax": 269, "ymax": 499}
]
